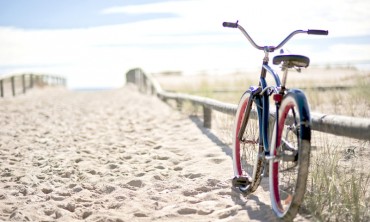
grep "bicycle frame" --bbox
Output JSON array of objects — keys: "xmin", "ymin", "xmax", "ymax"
[{"xmin": 239, "ymin": 60, "xmax": 282, "ymax": 156}]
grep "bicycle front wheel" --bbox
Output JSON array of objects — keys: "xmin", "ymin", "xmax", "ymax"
[
  {"xmin": 232, "ymin": 90, "xmax": 263, "ymax": 194},
  {"xmin": 269, "ymin": 90, "xmax": 311, "ymax": 220}
]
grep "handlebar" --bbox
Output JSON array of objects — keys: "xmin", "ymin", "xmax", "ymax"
[
  {"xmin": 222, "ymin": 21, "xmax": 238, "ymax": 28},
  {"xmin": 307, "ymin": 29, "xmax": 329, "ymax": 35},
  {"xmin": 223, "ymin": 21, "xmax": 328, "ymax": 52},
  {"xmin": 222, "ymin": 21, "xmax": 239, "ymax": 28}
]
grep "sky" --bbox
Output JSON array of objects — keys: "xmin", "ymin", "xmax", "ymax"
[{"xmin": 0, "ymin": 0, "xmax": 370, "ymax": 89}]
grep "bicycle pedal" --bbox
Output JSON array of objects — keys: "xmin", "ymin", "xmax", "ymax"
[{"xmin": 232, "ymin": 176, "xmax": 251, "ymax": 187}]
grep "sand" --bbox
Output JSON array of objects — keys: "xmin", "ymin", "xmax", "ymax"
[{"xmin": 0, "ymin": 85, "xmax": 309, "ymax": 221}]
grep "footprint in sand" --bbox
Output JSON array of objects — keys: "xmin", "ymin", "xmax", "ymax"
[
  {"xmin": 51, "ymin": 195, "xmax": 66, "ymax": 201},
  {"xmin": 134, "ymin": 212, "xmax": 148, "ymax": 217},
  {"xmin": 216, "ymin": 206, "xmax": 240, "ymax": 219},
  {"xmin": 173, "ymin": 166, "xmax": 182, "ymax": 171},
  {"xmin": 99, "ymin": 185, "xmax": 116, "ymax": 194},
  {"xmin": 205, "ymin": 153, "xmax": 217, "ymax": 157},
  {"xmin": 155, "ymin": 155, "xmax": 170, "ymax": 160},
  {"xmin": 135, "ymin": 172, "xmax": 145, "ymax": 177},
  {"xmin": 195, "ymin": 186, "xmax": 212, "ymax": 192},
  {"xmin": 122, "ymin": 155, "xmax": 132, "ymax": 160},
  {"xmin": 182, "ymin": 189, "xmax": 199, "ymax": 196},
  {"xmin": 153, "ymin": 145, "xmax": 162, "ymax": 150},
  {"xmin": 183, "ymin": 173, "xmax": 203, "ymax": 179},
  {"xmin": 208, "ymin": 158, "xmax": 226, "ymax": 164},
  {"xmin": 41, "ymin": 187, "xmax": 53, "ymax": 194},
  {"xmin": 82, "ymin": 211, "xmax": 93, "ymax": 219},
  {"xmin": 177, "ymin": 207, "xmax": 197, "ymax": 215},
  {"xmin": 44, "ymin": 208, "xmax": 55, "ymax": 216},
  {"xmin": 57, "ymin": 202, "xmax": 75, "ymax": 212},
  {"xmin": 206, "ymin": 178, "xmax": 222, "ymax": 187},
  {"xmin": 198, "ymin": 209, "xmax": 214, "ymax": 215},
  {"xmin": 154, "ymin": 165, "xmax": 166, "ymax": 170},
  {"xmin": 87, "ymin": 169, "xmax": 97, "ymax": 175},
  {"xmin": 107, "ymin": 164, "xmax": 119, "ymax": 170},
  {"xmin": 127, "ymin": 179, "xmax": 144, "ymax": 188},
  {"xmin": 153, "ymin": 175, "xmax": 164, "ymax": 181}
]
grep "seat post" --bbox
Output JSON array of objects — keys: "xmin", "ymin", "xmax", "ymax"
[{"xmin": 280, "ymin": 65, "xmax": 289, "ymax": 92}]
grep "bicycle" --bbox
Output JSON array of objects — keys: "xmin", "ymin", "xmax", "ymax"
[{"xmin": 223, "ymin": 21, "xmax": 328, "ymax": 220}]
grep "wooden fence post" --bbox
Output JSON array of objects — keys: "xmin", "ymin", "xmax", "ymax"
[
  {"xmin": 11, "ymin": 76, "xmax": 15, "ymax": 96},
  {"xmin": 151, "ymin": 85, "xmax": 155, "ymax": 95},
  {"xmin": 135, "ymin": 69, "xmax": 141, "ymax": 91},
  {"xmin": 30, "ymin": 74, "xmax": 34, "ymax": 89},
  {"xmin": 143, "ymin": 74, "xmax": 147, "ymax": 93},
  {"xmin": 0, "ymin": 79, "xmax": 3, "ymax": 97},
  {"xmin": 22, "ymin": 74, "xmax": 26, "ymax": 94},
  {"xmin": 203, "ymin": 105, "xmax": 212, "ymax": 128},
  {"xmin": 176, "ymin": 99, "xmax": 183, "ymax": 111}
]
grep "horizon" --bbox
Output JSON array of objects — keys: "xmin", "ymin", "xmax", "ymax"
[{"xmin": 1, "ymin": 0, "xmax": 369, "ymax": 89}]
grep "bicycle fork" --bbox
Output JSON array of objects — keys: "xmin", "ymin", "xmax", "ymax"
[{"xmin": 237, "ymin": 86, "xmax": 262, "ymax": 142}]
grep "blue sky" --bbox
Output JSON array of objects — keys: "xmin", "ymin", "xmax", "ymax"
[
  {"xmin": 0, "ymin": 0, "xmax": 174, "ymax": 29},
  {"xmin": 0, "ymin": 0, "xmax": 369, "ymax": 89}
]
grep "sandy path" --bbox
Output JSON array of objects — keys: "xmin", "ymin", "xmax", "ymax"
[{"xmin": 0, "ymin": 86, "xmax": 308, "ymax": 221}]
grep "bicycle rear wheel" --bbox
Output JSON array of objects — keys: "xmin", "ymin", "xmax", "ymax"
[
  {"xmin": 232, "ymin": 90, "xmax": 263, "ymax": 194},
  {"xmin": 269, "ymin": 90, "xmax": 311, "ymax": 220}
]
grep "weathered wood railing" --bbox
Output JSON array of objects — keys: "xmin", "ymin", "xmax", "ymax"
[
  {"xmin": 0, "ymin": 73, "xmax": 66, "ymax": 98},
  {"xmin": 126, "ymin": 68, "xmax": 370, "ymax": 141}
]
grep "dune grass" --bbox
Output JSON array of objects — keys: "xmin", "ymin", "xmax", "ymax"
[{"xmin": 304, "ymin": 133, "xmax": 370, "ymax": 221}]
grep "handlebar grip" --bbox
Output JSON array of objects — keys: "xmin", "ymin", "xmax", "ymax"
[
  {"xmin": 308, "ymin": 29, "xmax": 329, "ymax": 35},
  {"xmin": 223, "ymin": 21, "xmax": 238, "ymax": 28}
]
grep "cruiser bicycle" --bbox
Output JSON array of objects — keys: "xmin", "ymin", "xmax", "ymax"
[{"xmin": 223, "ymin": 21, "xmax": 328, "ymax": 220}]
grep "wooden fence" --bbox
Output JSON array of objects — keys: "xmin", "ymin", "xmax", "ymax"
[
  {"xmin": 126, "ymin": 68, "xmax": 370, "ymax": 141},
  {"xmin": 0, "ymin": 73, "xmax": 66, "ymax": 98}
]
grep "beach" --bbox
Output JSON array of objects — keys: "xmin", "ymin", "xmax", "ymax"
[{"xmin": 0, "ymin": 85, "xmax": 309, "ymax": 221}]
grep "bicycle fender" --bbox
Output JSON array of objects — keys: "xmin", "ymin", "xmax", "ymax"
[{"xmin": 285, "ymin": 89, "xmax": 311, "ymax": 141}]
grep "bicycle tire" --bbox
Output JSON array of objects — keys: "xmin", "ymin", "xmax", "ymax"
[
  {"xmin": 269, "ymin": 90, "xmax": 311, "ymax": 220},
  {"xmin": 232, "ymin": 90, "xmax": 264, "ymax": 194}
]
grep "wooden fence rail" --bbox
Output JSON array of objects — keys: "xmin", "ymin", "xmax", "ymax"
[
  {"xmin": 126, "ymin": 68, "xmax": 370, "ymax": 141},
  {"xmin": 0, "ymin": 73, "xmax": 66, "ymax": 98}
]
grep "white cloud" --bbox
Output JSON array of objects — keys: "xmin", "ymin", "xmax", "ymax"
[
  {"xmin": 1, "ymin": 0, "xmax": 369, "ymax": 89},
  {"xmin": 101, "ymin": 0, "xmax": 370, "ymax": 38}
]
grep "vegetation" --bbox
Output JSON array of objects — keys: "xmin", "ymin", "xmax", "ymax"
[{"xmin": 304, "ymin": 133, "xmax": 369, "ymax": 221}]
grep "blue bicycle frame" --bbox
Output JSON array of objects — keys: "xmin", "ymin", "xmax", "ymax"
[{"xmin": 250, "ymin": 63, "xmax": 281, "ymax": 155}]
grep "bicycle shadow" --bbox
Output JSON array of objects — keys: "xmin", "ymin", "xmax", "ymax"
[
  {"xmin": 188, "ymin": 115, "xmax": 233, "ymax": 158},
  {"xmin": 230, "ymin": 177, "xmax": 281, "ymax": 222}
]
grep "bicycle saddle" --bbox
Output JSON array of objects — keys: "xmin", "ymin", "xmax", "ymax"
[{"xmin": 273, "ymin": 54, "xmax": 310, "ymax": 68}]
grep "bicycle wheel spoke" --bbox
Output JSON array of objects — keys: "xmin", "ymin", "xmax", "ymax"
[
  {"xmin": 240, "ymin": 128, "xmax": 259, "ymax": 176},
  {"xmin": 241, "ymin": 138, "xmax": 258, "ymax": 144}
]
